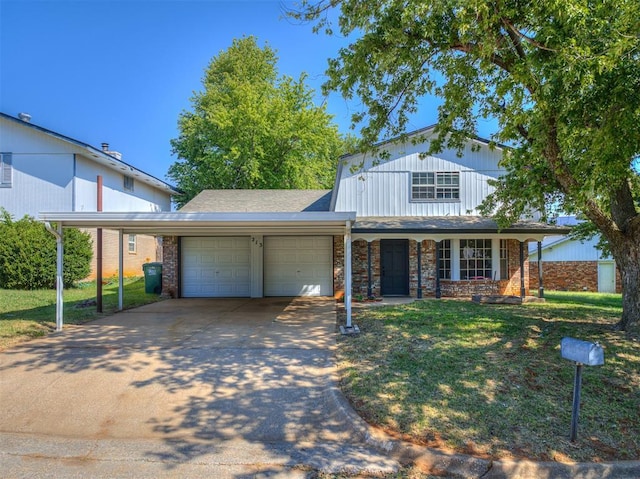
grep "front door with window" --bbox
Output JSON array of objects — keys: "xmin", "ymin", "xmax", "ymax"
[{"xmin": 381, "ymin": 239, "xmax": 409, "ymax": 296}]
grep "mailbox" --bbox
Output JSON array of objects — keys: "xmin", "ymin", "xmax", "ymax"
[{"xmin": 560, "ymin": 337, "xmax": 604, "ymax": 366}]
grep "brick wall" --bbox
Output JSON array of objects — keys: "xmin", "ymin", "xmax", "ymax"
[
  {"xmin": 84, "ymin": 228, "xmax": 160, "ymax": 279},
  {"xmin": 333, "ymin": 235, "xmax": 345, "ymax": 298},
  {"xmin": 528, "ymin": 260, "xmax": 621, "ymax": 293},
  {"xmin": 161, "ymin": 236, "xmax": 179, "ymax": 298}
]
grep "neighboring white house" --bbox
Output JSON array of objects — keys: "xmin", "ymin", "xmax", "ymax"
[
  {"xmin": 0, "ymin": 112, "xmax": 178, "ymax": 278},
  {"xmin": 528, "ymin": 216, "xmax": 620, "ymax": 293}
]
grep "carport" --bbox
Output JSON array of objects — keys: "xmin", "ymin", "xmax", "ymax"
[{"xmin": 39, "ymin": 211, "xmax": 356, "ymax": 331}]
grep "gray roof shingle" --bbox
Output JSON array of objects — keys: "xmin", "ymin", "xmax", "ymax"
[{"xmin": 179, "ymin": 190, "xmax": 333, "ymax": 213}]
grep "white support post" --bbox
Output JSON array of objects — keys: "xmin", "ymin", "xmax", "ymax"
[
  {"xmin": 56, "ymin": 223, "xmax": 64, "ymax": 331},
  {"xmin": 344, "ymin": 221, "xmax": 352, "ymax": 328},
  {"xmin": 45, "ymin": 222, "xmax": 64, "ymax": 331},
  {"xmin": 118, "ymin": 229, "xmax": 124, "ymax": 310}
]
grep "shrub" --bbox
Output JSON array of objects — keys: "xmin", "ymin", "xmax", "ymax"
[{"xmin": 0, "ymin": 210, "xmax": 93, "ymax": 289}]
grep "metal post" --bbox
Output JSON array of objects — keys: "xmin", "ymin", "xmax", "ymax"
[
  {"xmin": 435, "ymin": 241, "xmax": 442, "ymax": 299},
  {"xmin": 344, "ymin": 221, "xmax": 352, "ymax": 328},
  {"xmin": 367, "ymin": 241, "xmax": 372, "ymax": 299},
  {"xmin": 519, "ymin": 241, "xmax": 526, "ymax": 298},
  {"xmin": 96, "ymin": 175, "xmax": 103, "ymax": 313},
  {"xmin": 417, "ymin": 241, "xmax": 422, "ymax": 299},
  {"xmin": 56, "ymin": 223, "xmax": 64, "ymax": 331},
  {"xmin": 537, "ymin": 241, "xmax": 544, "ymax": 298},
  {"xmin": 118, "ymin": 229, "xmax": 124, "ymax": 311},
  {"xmin": 570, "ymin": 363, "xmax": 583, "ymax": 442}
]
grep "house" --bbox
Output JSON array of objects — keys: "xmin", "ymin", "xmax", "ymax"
[
  {"xmin": 40, "ymin": 126, "xmax": 569, "ymax": 329},
  {"xmin": 160, "ymin": 127, "xmax": 568, "ymax": 300},
  {"xmin": 0, "ymin": 112, "xmax": 177, "ymax": 278},
  {"xmin": 528, "ymin": 217, "xmax": 621, "ymax": 293}
]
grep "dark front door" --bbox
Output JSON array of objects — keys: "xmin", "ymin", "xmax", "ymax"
[{"xmin": 381, "ymin": 239, "xmax": 409, "ymax": 296}]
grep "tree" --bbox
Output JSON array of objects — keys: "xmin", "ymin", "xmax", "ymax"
[
  {"xmin": 0, "ymin": 210, "xmax": 92, "ymax": 289},
  {"xmin": 292, "ymin": 0, "xmax": 640, "ymax": 332},
  {"xmin": 169, "ymin": 36, "xmax": 349, "ymax": 207}
]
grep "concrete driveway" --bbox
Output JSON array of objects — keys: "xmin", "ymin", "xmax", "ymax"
[{"xmin": 0, "ymin": 298, "xmax": 398, "ymax": 478}]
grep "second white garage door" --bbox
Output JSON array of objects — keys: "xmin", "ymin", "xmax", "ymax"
[
  {"xmin": 264, "ymin": 236, "xmax": 333, "ymax": 296},
  {"xmin": 181, "ymin": 237, "xmax": 251, "ymax": 297}
]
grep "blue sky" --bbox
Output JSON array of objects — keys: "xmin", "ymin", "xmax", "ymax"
[{"xmin": 0, "ymin": 0, "xmax": 479, "ymax": 183}]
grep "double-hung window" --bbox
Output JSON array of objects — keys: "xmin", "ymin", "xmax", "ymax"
[
  {"xmin": 460, "ymin": 239, "xmax": 493, "ymax": 280},
  {"xmin": 0, "ymin": 153, "xmax": 12, "ymax": 187},
  {"xmin": 128, "ymin": 234, "xmax": 137, "ymax": 253},
  {"xmin": 411, "ymin": 172, "xmax": 459, "ymax": 201}
]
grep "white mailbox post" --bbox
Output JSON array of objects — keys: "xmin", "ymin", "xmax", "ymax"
[{"xmin": 560, "ymin": 337, "xmax": 605, "ymax": 442}]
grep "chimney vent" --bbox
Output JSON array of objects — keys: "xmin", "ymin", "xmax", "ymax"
[
  {"xmin": 101, "ymin": 143, "xmax": 109, "ymax": 152},
  {"xmin": 18, "ymin": 112, "xmax": 31, "ymax": 123}
]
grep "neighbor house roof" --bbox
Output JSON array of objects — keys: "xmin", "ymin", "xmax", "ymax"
[
  {"xmin": 352, "ymin": 216, "xmax": 571, "ymax": 240},
  {"xmin": 180, "ymin": 189, "xmax": 332, "ymax": 213},
  {"xmin": 0, "ymin": 112, "xmax": 178, "ymax": 194}
]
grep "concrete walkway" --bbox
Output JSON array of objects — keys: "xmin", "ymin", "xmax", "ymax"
[{"xmin": 0, "ymin": 298, "xmax": 398, "ymax": 478}]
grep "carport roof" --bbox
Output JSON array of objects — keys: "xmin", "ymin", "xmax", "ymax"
[{"xmin": 38, "ymin": 211, "xmax": 356, "ymax": 235}]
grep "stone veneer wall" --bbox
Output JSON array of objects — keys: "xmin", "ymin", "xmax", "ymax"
[
  {"xmin": 342, "ymin": 238, "xmax": 530, "ymax": 298},
  {"xmin": 161, "ymin": 236, "xmax": 179, "ymax": 298}
]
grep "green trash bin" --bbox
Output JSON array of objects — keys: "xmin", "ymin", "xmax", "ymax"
[{"xmin": 142, "ymin": 262, "xmax": 163, "ymax": 294}]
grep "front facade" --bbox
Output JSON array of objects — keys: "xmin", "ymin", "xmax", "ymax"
[
  {"xmin": 0, "ymin": 112, "xmax": 176, "ymax": 278},
  {"xmin": 159, "ymin": 128, "xmax": 566, "ymax": 300}
]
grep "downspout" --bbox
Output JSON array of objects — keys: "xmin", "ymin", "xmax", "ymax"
[
  {"xmin": 344, "ymin": 221, "xmax": 352, "ymax": 328},
  {"xmin": 118, "ymin": 229, "xmax": 124, "ymax": 310},
  {"xmin": 44, "ymin": 221, "xmax": 64, "ymax": 331}
]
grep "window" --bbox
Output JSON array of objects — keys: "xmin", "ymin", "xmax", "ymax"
[
  {"xmin": 411, "ymin": 172, "xmax": 459, "ymax": 201},
  {"xmin": 123, "ymin": 175, "xmax": 134, "ymax": 192},
  {"xmin": 500, "ymin": 240, "xmax": 510, "ymax": 280},
  {"xmin": 460, "ymin": 239, "xmax": 492, "ymax": 280},
  {"xmin": 0, "ymin": 153, "xmax": 12, "ymax": 187},
  {"xmin": 128, "ymin": 234, "xmax": 137, "ymax": 253},
  {"xmin": 438, "ymin": 240, "xmax": 452, "ymax": 279}
]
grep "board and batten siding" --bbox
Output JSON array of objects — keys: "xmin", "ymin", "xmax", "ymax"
[{"xmin": 333, "ymin": 139, "xmax": 504, "ymax": 217}]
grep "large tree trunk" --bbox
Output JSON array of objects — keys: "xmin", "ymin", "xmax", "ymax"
[{"xmin": 610, "ymin": 234, "xmax": 640, "ymax": 333}]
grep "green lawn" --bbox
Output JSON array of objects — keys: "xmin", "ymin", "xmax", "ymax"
[
  {"xmin": 0, "ymin": 277, "xmax": 166, "ymax": 350},
  {"xmin": 338, "ymin": 291, "xmax": 639, "ymax": 463}
]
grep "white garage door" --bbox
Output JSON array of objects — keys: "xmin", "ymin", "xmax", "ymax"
[
  {"xmin": 181, "ymin": 237, "xmax": 251, "ymax": 297},
  {"xmin": 264, "ymin": 236, "xmax": 333, "ymax": 296}
]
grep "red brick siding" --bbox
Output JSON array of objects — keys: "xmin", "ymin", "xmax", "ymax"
[
  {"xmin": 85, "ymin": 229, "xmax": 160, "ymax": 279},
  {"xmin": 161, "ymin": 236, "xmax": 179, "ymax": 298},
  {"xmin": 529, "ymin": 261, "xmax": 622, "ymax": 293},
  {"xmin": 333, "ymin": 235, "xmax": 345, "ymax": 298}
]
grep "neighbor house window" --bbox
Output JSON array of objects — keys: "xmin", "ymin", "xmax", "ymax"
[
  {"xmin": 411, "ymin": 172, "xmax": 459, "ymax": 201},
  {"xmin": 460, "ymin": 239, "xmax": 492, "ymax": 280},
  {"xmin": 128, "ymin": 234, "xmax": 137, "ymax": 253},
  {"xmin": 438, "ymin": 240, "xmax": 452, "ymax": 279},
  {"xmin": 0, "ymin": 153, "xmax": 12, "ymax": 187},
  {"xmin": 124, "ymin": 175, "xmax": 134, "ymax": 192},
  {"xmin": 500, "ymin": 239, "xmax": 510, "ymax": 280}
]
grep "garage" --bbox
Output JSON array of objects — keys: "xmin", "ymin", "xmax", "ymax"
[
  {"xmin": 264, "ymin": 236, "xmax": 333, "ymax": 296},
  {"xmin": 181, "ymin": 237, "xmax": 251, "ymax": 297}
]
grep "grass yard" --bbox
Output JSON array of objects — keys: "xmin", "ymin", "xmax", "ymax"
[
  {"xmin": 337, "ymin": 292, "xmax": 639, "ymax": 463},
  {"xmin": 0, "ymin": 277, "xmax": 166, "ymax": 350}
]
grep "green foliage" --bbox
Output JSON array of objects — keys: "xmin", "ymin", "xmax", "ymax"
[
  {"xmin": 169, "ymin": 36, "xmax": 350, "ymax": 207},
  {"xmin": 0, "ymin": 210, "xmax": 92, "ymax": 289},
  {"xmin": 292, "ymin": 0, "xmax": 640, "ymax": 330}
]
